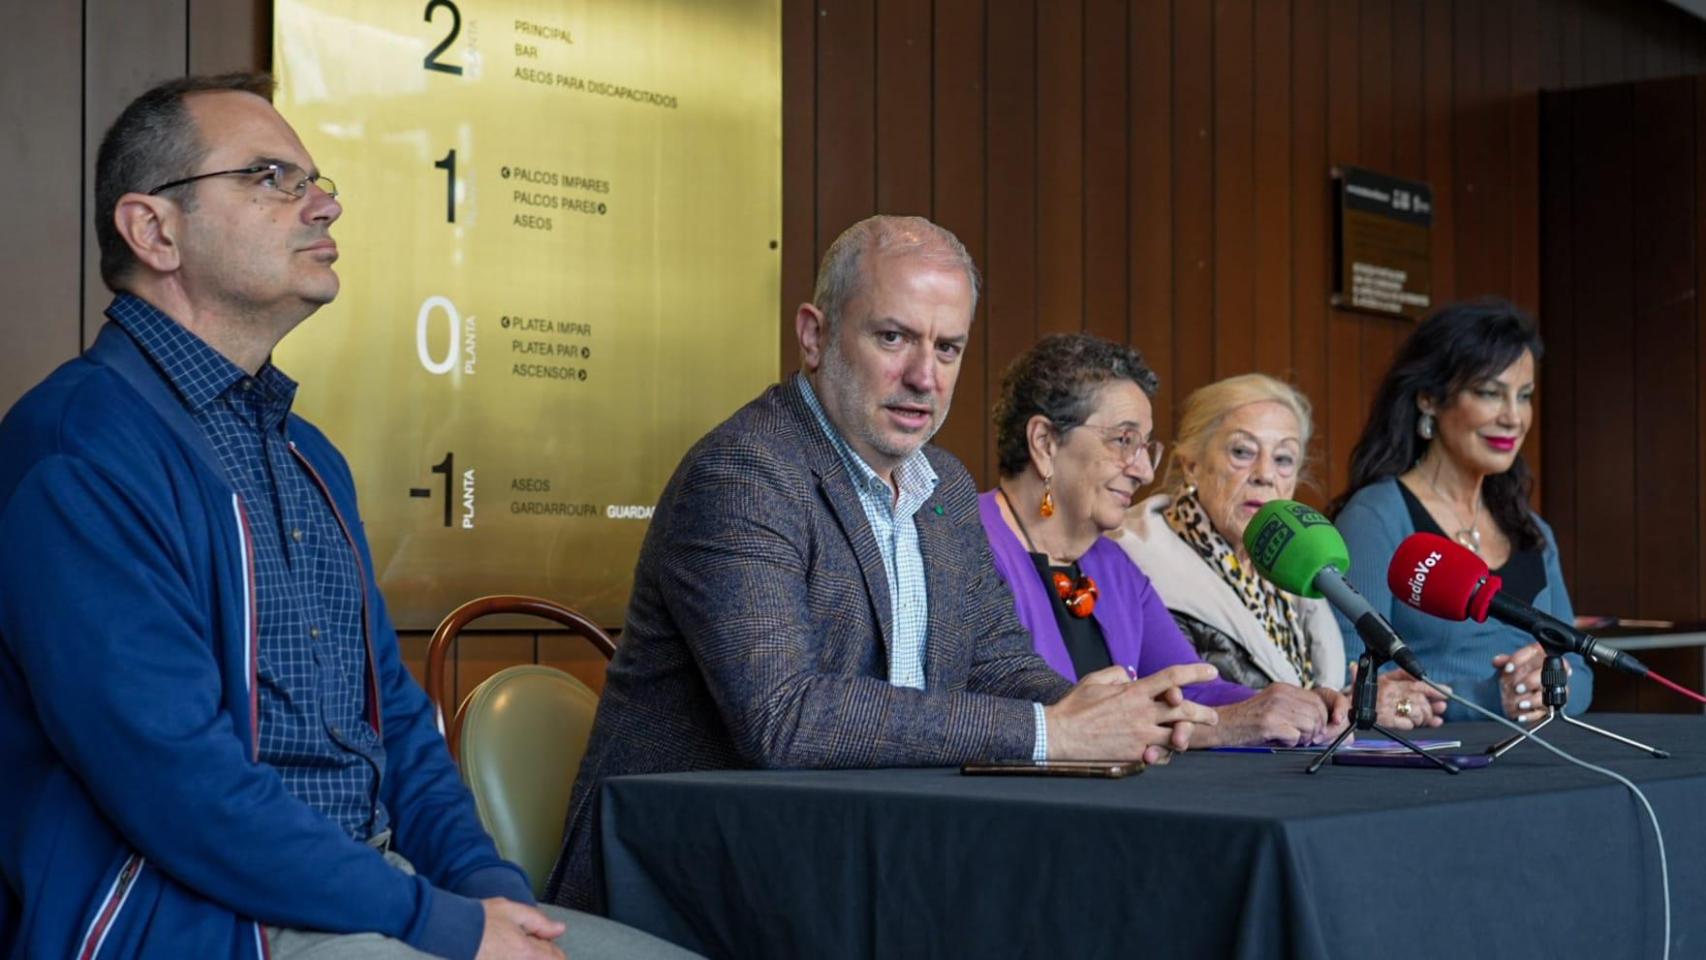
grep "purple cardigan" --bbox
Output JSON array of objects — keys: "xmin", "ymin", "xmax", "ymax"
[{"xmin": 979, "ymin": 490, "xmax": 1252, "ymax": 706}]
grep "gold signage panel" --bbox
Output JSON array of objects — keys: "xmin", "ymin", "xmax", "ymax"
[{"xmin": 272, "ymin": 0, "xmax": 781, "ymax": 628}]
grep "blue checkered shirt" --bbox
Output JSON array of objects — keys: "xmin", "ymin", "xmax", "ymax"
[
  {"xmin": 797, "ymin": 375, "xmax": 1048, "ymax": 759},
  {"xmin": 111, "ymin": 294, "xmax": 387, "ymax": 840}
]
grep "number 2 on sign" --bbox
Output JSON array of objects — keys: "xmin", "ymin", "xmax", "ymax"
[{"xmin": 423, "ymin": 0, "xmax": 464, "ymax": 75}]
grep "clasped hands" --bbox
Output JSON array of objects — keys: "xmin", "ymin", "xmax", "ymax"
[{"xmin": 1042, "ymin": 663, "xmax": 1219, "ymax": 763}]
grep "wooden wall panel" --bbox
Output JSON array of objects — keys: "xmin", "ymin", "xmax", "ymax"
[
  {"xmin": 1324, "ymin": 0, "xmax": 1362, "ymax": 499},
  {"xmin": 1171, "ymin": 0, "xmax": 1215, "ymax": 409},
  {"xmin": 1629, "ymin": 79, "xmax": 1698, "ymax": 622},
  {"xmin": 1451, "ymin": 0, "xmax": 1490, "ymax": 298},
  {"xmin": 1212, "ymin": 0, "xmax": 1256, "ymax": 380},
  {"xmin": 189, "ymin": 2, "xmax": 269, "ymax": 74},
  {"xmin": 1356, "ymin": 0, "xmax": 1400, "ymax": 451},
  {"xmin": 537, "ymin": 632, "xmax": 612, "ymax": 696},
  {"xmin": 1480, "ymin": 1, "xmax": 1516, "ymax": 302},
  {"xmin": 1037, "ymin": 0, "xmax": 1084, "ymax": 338},
  {"xmin": 982, "ymin": 0, "xmax": 1038, "ymax": 462},
  {"xmin": 1699, "ymin": 75, "xmax": 1706, "ymax": 657},
  {"xmin": 82, "ymin": 0, "xmax": 189, "ymax": 342},
  {"xmin": 1290, "ymin": 0, "xmax": 1331, "ymax": 495},
  {"xmin": 1422, "ymin": 0, "xmax": 1457, "ymax": 316},
  {"xmin": 449, "ymin": 632, "xmax": 535, "ymax": 707},
  {"xmin": 1565, "ymin": 85, "xmax": 1638, "ymax": 617},
  {"xmin": 874, "ymin": 0, "xmax": 932, "ymax": 216},
  {"xmin": 4, "ymin": 1, "xmax": 84, "ymax": 415},
  {"xmin": 1510, "ymin": 0, "xmax": 1544, "ymax": 492},
  {"xmin": 779, "ymin": 0, "xmax": 817, "ymax": 373},
  {"xmin": 1083, "ymin": 0, "xmax": 1130, "ymax": 347},
  {"xmin": 929, "ymin": 0, "xmax": 989, "ymax": 469},
  {"xmin": 814, "ymin": 0, "xmax": 877, "ymax": 258},
  {"xmin": 1128, "ymin": 0, "xmax": 1176, "ymax": 435},
  {"xmin": 1252, "ymin": 0, "xmax": 1295, "ymax": 382},
  {"xmin": 1538, "ymin": 93, "xmax": 1578, "ymax": 582}
]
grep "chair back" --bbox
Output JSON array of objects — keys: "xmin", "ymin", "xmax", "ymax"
[
  {"xmin": 456, "ymin": 664, "xmax": 599, "ymax": 898},
  {"xmin": 425, "ymin": 594, "xmax": 616, "ymax": 758}
]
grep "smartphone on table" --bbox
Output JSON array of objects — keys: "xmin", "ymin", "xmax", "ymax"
[{"xmin": 960, "ymin": 759, "xmax": 1145, "ymax": 778}]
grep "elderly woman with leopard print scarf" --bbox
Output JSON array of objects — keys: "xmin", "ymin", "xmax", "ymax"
[{"xmin": 1112, "ymin": 373, "xmax": 1447, "ymax": 731}]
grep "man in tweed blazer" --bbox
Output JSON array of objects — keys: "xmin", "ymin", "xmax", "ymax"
[{"xmin": 546, "ymin": 216, "xmax": 1219, "ymax": 912}]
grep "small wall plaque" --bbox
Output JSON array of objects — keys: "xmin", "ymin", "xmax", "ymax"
[{"xmin": 1331, "ymin": 166, "xmax": 1433, "ymax": 319}]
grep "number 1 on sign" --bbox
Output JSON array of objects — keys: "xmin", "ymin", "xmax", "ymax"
[
  {"xmin": 428, "ymin": 452, "xmax": 455, "ymax": 527},
  {"xmin": 434, "ymin": 149, "xmax": 456, "ymax": 223}
]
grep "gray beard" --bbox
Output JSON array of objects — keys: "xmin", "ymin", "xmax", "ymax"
[{"xmin": 818, "ymin": 341, "xmax": 947, "ymax": 463}]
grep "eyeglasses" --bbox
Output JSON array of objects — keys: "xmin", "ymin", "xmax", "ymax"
[
  {"xmin": 1076, "ymin": 424, "xmax": 1164, "ymax": 469},
  {"xmin": 147, "ymin": 162, "xmax": 338, "ymax": 201}
]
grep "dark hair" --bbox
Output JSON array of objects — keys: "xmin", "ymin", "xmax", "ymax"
[
  {"xmin": 95, "ymin": 72, "xmax": 276, "ymax": 291},
  {"xmin": 1327, "ymin": 297, "xmax": 1546, "ymax": 550},
  {"xmin": 994, "ymin": 333, "xmax": 1160, "ymax": 477}
]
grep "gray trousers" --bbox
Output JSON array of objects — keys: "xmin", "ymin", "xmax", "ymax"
[{"xmin": 266, "ymin": 848, "xmax": 697, "ymax": 959}]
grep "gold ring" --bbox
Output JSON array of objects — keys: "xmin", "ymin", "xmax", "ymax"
[{"xmin": 1395, "ymin": 699, "xmax": 1414, "ymax": 718}]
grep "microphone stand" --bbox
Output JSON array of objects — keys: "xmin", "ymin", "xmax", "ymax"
[
  {"xmin": 1308, "ymin": 649, "xmax": 1460, "ymax": 774},
  {"xmin": 1489, "ymin": 624, "xmax": 1669, "ymax": 759}
]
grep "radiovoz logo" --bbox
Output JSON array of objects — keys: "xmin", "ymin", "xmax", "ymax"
[{"xmin": 1404, "ymin": 550, "xmax": 1442, "ymax": 607}]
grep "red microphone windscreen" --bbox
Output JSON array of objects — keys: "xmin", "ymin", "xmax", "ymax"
[{"xmin": 1387, "ymin": 533, "xmax": 1490, "ymax": 621}]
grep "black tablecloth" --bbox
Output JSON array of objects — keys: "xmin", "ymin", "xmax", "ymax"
[{"xmin": 599, "ymin": 715, "xmax": 1706, "ymax": 960}]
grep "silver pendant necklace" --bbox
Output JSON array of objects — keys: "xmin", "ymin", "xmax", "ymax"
[{"xmin": 1427, "ymin": 464, "xmax": 1482, "ymax": 554}]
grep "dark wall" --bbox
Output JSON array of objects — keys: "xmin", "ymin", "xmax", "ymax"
[
  {"xmin": 1541, "ymin": 75, "xmax": 1705, "ymax": 711},
  {"xmin": 780, "ymin": 0, "xmax": 1706, "ymax": 503}
]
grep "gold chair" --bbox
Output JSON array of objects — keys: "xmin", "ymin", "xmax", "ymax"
[{"xmin": 426, "ymin": 595, "xmax": 616, "ymax": 898}]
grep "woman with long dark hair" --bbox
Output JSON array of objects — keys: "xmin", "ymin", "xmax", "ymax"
[{"xmin": 1328, "ymin": 298, "xmax": 1591, "ymax": 722}]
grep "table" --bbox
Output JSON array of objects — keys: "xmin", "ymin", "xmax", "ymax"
[
  {"xmin": 1593, "ymin": 625, "xmax": 1706, "ymax": 712},
  {"xmin": 599, "ymin": 715, "xmax": 1706, "ymax": 960},
  {"xmin": 1600, "ymin": 630, "xmax": 1706, "ymax": 654}
]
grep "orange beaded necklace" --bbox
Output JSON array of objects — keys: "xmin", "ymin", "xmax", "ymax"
[{"xmin": 999, "ymin": 487, "xmax": 1099, "ymax": 618}]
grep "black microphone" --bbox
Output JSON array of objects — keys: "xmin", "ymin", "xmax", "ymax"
[{"xmin": 1484, "ymin": 590, "xmax": 1648, "ymax": 678}]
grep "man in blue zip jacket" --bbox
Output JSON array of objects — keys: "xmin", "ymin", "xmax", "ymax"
[{"xmin": 0, "ymin": 73, "xmax": 691, "ymax": 960}]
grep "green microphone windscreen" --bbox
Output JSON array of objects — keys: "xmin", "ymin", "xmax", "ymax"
[{"xmin": 1241, "ymin": 500, "xmax": 1351, "ymax": 599}]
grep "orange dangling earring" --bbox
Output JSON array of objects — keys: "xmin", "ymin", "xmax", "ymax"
[{"xmin": 1039, "ymin": 475, "xmax": 1055, "ymax": 518}]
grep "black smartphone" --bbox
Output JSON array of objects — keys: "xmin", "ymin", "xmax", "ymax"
[
  {"xmin": 1332, "ymin": 751, "xmax": 1494, "ymax": 770},
  {"xmin": 960, "ymin": 759, "xmax": 1145, "ymax": 778}
]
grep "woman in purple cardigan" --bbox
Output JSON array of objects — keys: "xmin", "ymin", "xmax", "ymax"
[{"xmin": 982, "ymin": 334, "xmax": 1351, "ymax": 747}]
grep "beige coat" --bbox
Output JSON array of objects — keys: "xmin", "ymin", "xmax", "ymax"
[{"xmin": 1109, "ymin": 493, "xmax": 1348, "ymax": 689}]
